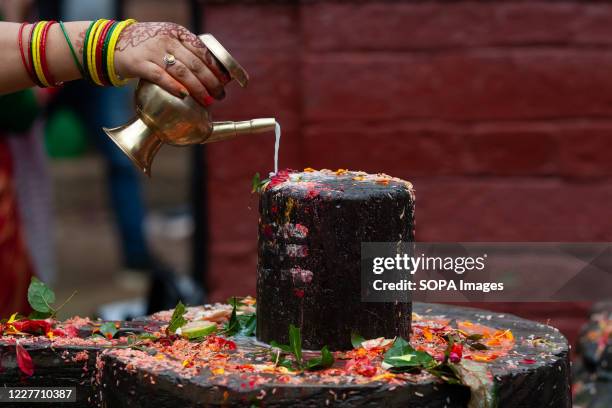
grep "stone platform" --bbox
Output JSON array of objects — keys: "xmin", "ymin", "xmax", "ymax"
[{"xmin": 0, "ymin": 303, "xmax": 571, "ymax": 407}]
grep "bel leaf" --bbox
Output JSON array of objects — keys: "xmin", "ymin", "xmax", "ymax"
[
  {"xmin": 270, "ymin": 340, "xmax": 292, "ymax": 354},
  {"xmin": 467, "ymin": 334, "xmax": 484, "ymax": 342},
  {"xmin": 351, "ymin": 332, "xmax": 365, "ymax": 349},
  {"xmin": 279, "ymin": 359, "xmax": 295, "ymax": 371},
  {"xmin": 239, "ymin": 314, "xmax": 257, "ymax": 336},
  {"xmin": 251, "ymin": 173, "xmax": 261, "ymax": 193},
  {"xmin": 305, "ymin": 346, "xmax": 334, "ymax": 371},
  {"xmin": 427, "ymin": 363, "xmax": 462, "ymax": 385},
  {"xmin": 99, "ymin": 322, "xmax": 118, "ymax": 339},
  {"xmin": 27, "ymin": 277, "xmax": 55, "ymax": 314},
  {"xmin": 383, "ymin": 337, "xmax": 436, "ymax": 370},
  {"xmin": 227, "ymin": 297, "xmax": 246, "ymax": 308},
  {"xmin": 270, "ymin": 325, "xmax": 333, "ymax": 372},
  {"xmin": 469, "ymin": 342, "xmax": 489, "ymax": 351},
  {"xmin": 167, "ymin": 301, "xmax": 187, "ymax": 334},
  {"xmin": 28, "ymin": 310, "xmax": 52, "ymax": 320},
  {"xmin": 223, "ymin": 301, "xmax": 240, "ymax": 336},
  {"xmin": 288, "ymin": 324, "xmax": 302, "ymax": 365}
]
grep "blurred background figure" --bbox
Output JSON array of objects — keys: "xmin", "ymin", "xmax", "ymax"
[
  {"xmin": 38, "ymin": 0, "xmax": 156, "ymax": 320},
  {"xmin": 0, "ymin": 0, "xmax": 51, "ymax": 316},
  {"xmin": 32, "ymin": 0, "xmax": 203, "ymax": 319},
  {"xmin": 48, "ymin": 0, "xmax": 153, "ymax": 278}
]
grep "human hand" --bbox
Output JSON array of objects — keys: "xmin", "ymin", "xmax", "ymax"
[{"xmin": 113, "ymin": 22, "xmax": 231, "ymax": 106}]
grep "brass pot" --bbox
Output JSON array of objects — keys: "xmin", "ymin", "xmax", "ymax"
[{"xmin": 103, "ymin": 34, "xmax": 276, "ymax": 176}]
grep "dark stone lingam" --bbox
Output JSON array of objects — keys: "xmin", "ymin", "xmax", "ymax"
[
  {"xmin": 0, "ymin": 168, "xmax": 574, "ymax": 407},
  {"xmin": 256, "ymin": 169, "xmax": 415, "ymax": 350}
]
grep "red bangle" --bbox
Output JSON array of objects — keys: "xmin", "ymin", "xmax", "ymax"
[
  {"xmin": 27, "ymin": 22, "xmax": 44, "ymax": 87},
  {"xmin": 95, "ymin": 20, "xmax": 114, "ymax": 85},
  {"xmin": 40, "ymin": 21, "xmax": 58, "ymax": 86},
  {"xmin": 17, "ymin": 22, "xmax": 36, "ymax": 84}
]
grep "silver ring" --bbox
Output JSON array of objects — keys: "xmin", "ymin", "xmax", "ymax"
[{"xmin": 163, "ymin": 54, "xmax": 176, "ymax": 66}]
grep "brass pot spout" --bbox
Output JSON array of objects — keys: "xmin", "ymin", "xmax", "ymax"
[{"xmin": 208, "ymin": 119, "xmax": 277, "ymax": 143}]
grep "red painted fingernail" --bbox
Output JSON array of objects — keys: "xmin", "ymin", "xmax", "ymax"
[{"xmin": 203, "ymin": 95, "xmax": 214, "ymax": 106}]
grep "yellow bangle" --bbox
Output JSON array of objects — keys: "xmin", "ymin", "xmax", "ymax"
[
  {"xmin": 88, "ymin": 19, "xmax": 107, "ymax": 86},
  {"xmin": 33, "ymin": 22, "xmax": 50, "ymax": 87},
  {"xmin": 85, "ymin": 20, "xmax": 102, "ymax": 84},
  {"xmin": 31, "ymin": 22, "xmax": 42, "ymax": 85},
  {"xmin": 107, "ymin": 19, "xmax": 136, "ymax": 86},
  {"xmin": 90, "ymin": 19, "xmax": 107, "ymax": 84}
]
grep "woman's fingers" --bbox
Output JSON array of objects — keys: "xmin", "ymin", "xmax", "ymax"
[
  {"xmin": 114, "ymin": 22, "xmax": 231, "ymax": 106},
  {"xmin": 140, "ymin": 61, "xmax": 188, "ymax": 98},
  {"xmin": 163, "ymin": 58, "xmax": 213, "ymax": 106},
  {"xmin": 178, "ymin": 32, "xmax": 231, "ymax": 85},
  {"xmin": 169, "ymin": 46, "xmax": 225, "ymax": 100}
]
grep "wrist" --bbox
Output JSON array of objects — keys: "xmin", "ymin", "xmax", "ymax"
[{"xmin": 47, "ymin": 22, "xmax": 88, "ymax": 83}]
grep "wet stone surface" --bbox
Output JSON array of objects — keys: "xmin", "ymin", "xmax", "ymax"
[
  {"xmin": 0, "ymin": 302, "xmax": 570, "ymax": 407},
  {"xmin": 257, "ymin": 169, "xmax": 415, "ymax": 350}
]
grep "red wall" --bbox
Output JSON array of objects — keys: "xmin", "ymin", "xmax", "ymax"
[{"xmin": 203, "ymin": 2, "xmax": 612, "ymax": 343}]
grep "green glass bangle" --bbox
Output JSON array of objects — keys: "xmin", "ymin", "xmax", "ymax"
[
  {"xmin": 101, "ymin": 21, "xmax": 118, "ymax": 86},
  {"xmin": 58, "ymin": 21, "xmax": 84, "ymax": 78},
  {"xmin": 81, "ymin": 21, "xmax": 96, "ymax": 83}
]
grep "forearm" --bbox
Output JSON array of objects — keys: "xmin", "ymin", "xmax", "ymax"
[
  {"xmin": 0, "ymin": 20, "xmax": 228, "ymax": 104},
  {"xmin": 0, "ymin": 21, "xmax": 89, "ymax": 94}
]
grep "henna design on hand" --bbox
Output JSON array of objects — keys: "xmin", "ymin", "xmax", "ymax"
[
  {"xmin": 115, "ymin": 22, "xmax": 205, "ymax": 52},
  {"xmin": 75, "ymin": 29, "xmax": 86, "ymax": 55}
]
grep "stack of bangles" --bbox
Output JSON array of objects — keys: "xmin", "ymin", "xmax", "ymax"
[
  {"xmin": 17, "ymin": 19, "xmax": 136, "ymax": 88},
  {"xmin": 82, "ymin": 19, "xmax": 137, "ymax": 86}
]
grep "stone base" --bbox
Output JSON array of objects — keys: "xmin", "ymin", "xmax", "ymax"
[{"xmin": 102, "ymin": 303, "xmax": 571, "ymax": 407}]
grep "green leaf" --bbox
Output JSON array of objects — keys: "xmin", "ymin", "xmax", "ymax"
[
  {"xmin": 239, "ymin": 314, "xmax": 257, "ymax": 336},
  {"xmin": 167, "ymin": 301, "xmax": 187, "ymax": 334},
  {"xmin": 99, "ymin": 322, "xmax": 118, "ymax": 339},
  {"xmin": 427, "ymin": 363, "xmax": 462, "ymax": 385},
  {"xmin": 454, "ymin": 360, "xmax": 498, "ymax": 408},
  {"xmin": 279, "ymin": 359, "xmax": 295, "ymax": 371},
  {"xmin": 288, "ymin": 324, "xmax": 302, "ymax": 365},
  {"xmin": 466, "ymin": 334, "xmax": 484, "ymax": 342},
  {"xmin": 269, "ymin": 340, "xmax": 292, "ymax": 354},
  {"xmin": 305, "ymin": 346, "xmax": 334, "ymax": 371},
  {"xmin": 28, "ymin": 310, "xmax": 52, "ymax": 320},
  {"xmin": 443, "ymin": 334, "xmax": 456, "ymax": 363},
  {"xmin": 227, "ymin": 297, "xmax": 246, "ymax": 308},
  {"xmin": 223, "ymin": 301, "xmax": 241, "ymax": 336},
  {"xmin": 251, "ymin": 173, "xmax": 261, "ymax": 193},
  {"xmin": 27, "ymin": 277, "xmax": 56, "ymax": 313},
  {"xmin": 351, "ymin": 332, "xmax": 365, "ymax": 349},
  {"xmin": 251, "ymin": 173, "xmax": 271, "ymax": 193},
  {"xmin": 138, "ymin": 333, "xmax": 159, "ymax": 341},
  {"xmin": 383, "ymin": 337, "xmax": 436, "ymax": 370},
  {"xmin": 469, "ymin": 342, "xmax": 489, "ymax": 351}
]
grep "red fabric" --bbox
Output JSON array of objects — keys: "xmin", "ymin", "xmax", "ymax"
[{"xmin": 0, "ymin": 140, "xmax": 33, "ymax": 316}]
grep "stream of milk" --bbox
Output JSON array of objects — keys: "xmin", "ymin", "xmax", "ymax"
[{"xmin": 273, "ymin": 122, "xmax": 280, "ymax": 175}]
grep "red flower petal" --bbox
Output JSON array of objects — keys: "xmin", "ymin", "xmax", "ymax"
[
  {"xmin": 11, "ymin": 319, "xmax": 53, "ymax": 336},
  {"xmin": 16, "ymin": 343, "xmax": 34, "ymax": 377}
]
